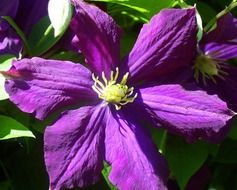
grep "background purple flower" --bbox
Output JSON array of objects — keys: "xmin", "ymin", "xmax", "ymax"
[
  {"xmin": 169, "ymin": 14, "xmax": 237, "ymax": 111},
  {"xmin": 3, "ymin": 1, "xmax": 234, "ymax": 190},
  {"xmin": 0, "ymin": 0, "xmax": 49, "ymax": 56},
  {"xmin": 197, "ymin": 14, "xmax": 237, "ymax": 111}
]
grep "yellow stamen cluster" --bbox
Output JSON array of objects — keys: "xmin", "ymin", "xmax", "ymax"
[
  {"xmin": 193, "ymin": 54, "xmax": 227, "ymax": 85},
  {"xmin": 92, "ymin": 68, "xmax": 137, "ymax": 110}
]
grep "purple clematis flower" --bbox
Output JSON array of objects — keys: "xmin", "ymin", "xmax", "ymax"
[
  {"xmin": 0, "ymin": 0, "xmax": 48, "ymax": 56},
  {"xmin": 2, "ymin": 1, "xmax": 235, "ymax": 190},
  {"xmin": 176, "ymin": 14, "xmax": 237, "ymax": 111}
]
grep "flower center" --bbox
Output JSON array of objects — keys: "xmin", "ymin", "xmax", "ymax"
[
  {"xmin": 92, "ymin": 68, "xmax": 137, "ymax": 110},
  {"xmin": 193, "ymin": 54, "xmax": 227, "ymax": 85}
]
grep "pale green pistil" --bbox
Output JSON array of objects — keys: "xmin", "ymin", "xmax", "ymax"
[
  {"xmin": 193, "ymin": 54, "xmax": 226, "ymax": 85},
  {"xmin": 103, "ymin": 84, "xmax": 128, "ymax": 103},
  {"xmin": 92, "ymin": 68, "xmax": 137, "ymax": 110}
]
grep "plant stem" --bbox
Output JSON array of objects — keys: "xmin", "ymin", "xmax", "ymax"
[{"xmin": 204, "ymin": 2, "xmax": 237, "ymax": 32}]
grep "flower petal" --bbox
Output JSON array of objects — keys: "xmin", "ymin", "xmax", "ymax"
[
  {"xmin": 0, "ymin": 29, "xmax": 22, "ymax": 55},
  {"xmin": 202, "ymin": 13, "xmax": 237, "ymax": 43},
  {"xmin": 200, "ymin": 65, "xmax": 237, "ymax": 112},
  {"xmin": 105, "ymin": 108, "xmax": 168, "ymax": 190},
  {"xmin": 16, "ymin": 0, "xmax": 48, "ymax": 35},
  {"xmin": 203, "ymin": 42, "xmax": 237, "ymax": 60},
  {"xmin": 125, "ymin": 8, "xmax": 197, "ymax": 84},
  {"xmin": 138, "ymin": 84, "xmax": 234, "ymax": 142},
  {"xmin": 70, "ymin": 0, "xmax": 121, "ymax": 77},
  {"xmin": 5, "ymin": 57, "xmax": 96, "ymax": 120},
  {"xmin": 44, "ymin": 105, "xmax": 107, "ymax": 190},
  {"xmin": 0, "ymin": 0, "xmax": 19, "ymax": 31}
]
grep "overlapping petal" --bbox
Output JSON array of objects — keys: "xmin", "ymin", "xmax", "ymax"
[
  {"xmin": 0, "ymin": 0, "xmax": 19, "ymax": 31},
  {"xmin": 105, "ymin": 108, "xmax": 168, "ymax": 190},
  {"xmin": 138, "ymin": 85, "xmax": 234, "ymax": 142},
  {"xmin": 125, "ymin": 8, "xmax": 197, "ymax": 84},
  {"xmin": 70, "ymin": 0, "xmax": 121, "ymax": 77},
  {"xmin": 203, "ymin": 42, "xmax": 237, "ymax": 60},
  {"xmin": 0, "ymin": 29, "xmax": 22, "ymax": 55},
  {"xmin": 5, "ymin": 58, "xmax": 96, "ymax": 120},
  {"xmin": 15, "ymin": 0, "xmax": 49, "ymax": 35},
  {"xmin": 202, "ymin": 13, "xmax": 237, "ymax": 43},
  {"xmin": 44, "ymin": 105, "xmax": 107, "ymax": 190},
  {"xmin": 200, "ymin": 66, "xmax": 237, "ymax": 111},
  {"xmin": 0, "ymin": 0, "xmax": 48, "ymax": 55}
]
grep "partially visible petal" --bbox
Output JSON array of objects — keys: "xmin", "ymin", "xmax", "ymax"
[
  {"xmin": 139, "ymin": 85, "xmax": 234, "ymax": 142},
  {"xmin": 5, "ymin": 57, "xmax": 96, "ymax": 120},
  {"xmin": 0, "ymin": 29, "xmax": 22, "ymax": 56},
  {"xmin": 125, "ymin": 8, "xmax": 197, "ymax": 84},
  {"xmin": 105, "ymin": 108, "xmax": 168, "ymax": 190},
  {"xmin": 0, "ymin": 0, "xmax": 19, "ymax": 31},
  {"xmin": 70, "ymin": 0, "xmax": 121, "ymax": 77},
  {"xmin": 44, "ymin": 105, "xmax": 107, "ymax": 190},
  {"xmin": 202, "ymin": 13, "xmax": 237, "ymax": 43},
  {"xmin": 203, "ymin": 42, "xmax": 237, "ymax": 60},
  {"xmin": 156, "ymin": 64, "xmax": 237, "ymax": 112},
  {"xmin": 15, "ymin": 0, "xmax": 49, "ymax": 35},
  {"xmin": 200, "ymin": 65, "xmax": 237, "ymax": 112}
]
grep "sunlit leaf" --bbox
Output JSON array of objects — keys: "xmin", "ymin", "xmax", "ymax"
[
  {"xmin": 102, "ymin": 162, "xmax": 117, "ymax": 190},
  {"xmin": 0, "ymin": 115, "xmax": 35, "ymax": 140},
  {"xmin": 0, "ymin": 55, "xmax": 16, "ymax": 100},
  {"xmin": 92, "ymin": 0, "xmax": 174, "ymax": 18},
  {"xmin": 196, "ymin": 9, "xmax": 203, "ymax": 42},
  {"xmin": 48, "ymin": 0, "xmax": 73, "ymax": 37},
  {"xmin": 28, "ymin": 16, "xmax": 63, "ymax": 56}
]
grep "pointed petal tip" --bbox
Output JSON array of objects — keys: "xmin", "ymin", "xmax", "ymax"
[
  {"xmin": 70, "ymin": 0, "xmax": 121, "ymax": 76},
  {"xmin": 139, "ymin": 84, "xmax": 234, "ymax": 142},
  {"xmin": 0, "ymin": 70, "xmax": 23, "ymax": 80},
  {"xmin": 5, "ymin": 57, "xmax": 96, "ymax": 120},
  {"xmin": 127, "ymin": 6, "xmax": 197, "ymax": 83}
]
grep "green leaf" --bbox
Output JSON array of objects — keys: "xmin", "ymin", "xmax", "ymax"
[
  {"xmin": 2, "ymin": 138, "xmax": 49, "ymax": 190},
  {"xmin": 0, "ymin": 54, "xmax": 15, "ymax": 70},
  {"xmin": 102, "ymin": 162, "xmax": 117, "ymax": 190},
  {"xmin": 196, "ymin": 2, "xmax": 217, "ymax": 24},
  {"xmin": 228, "ymin": 118, "xmax": 237, "ymax": 140},
  {"xmin": 196, "ymin": 9, "xmax": 203, "ymax": 42},
  {"xmin": 93, "ymin": 0, "xmax": 174, "ymax": 19},
  {"xmin": 28, "ymin": 16, "xmax": 62, "ymax": 56},
  {"xmin": 0, "ymin": 180, "xmax": 12, "ymax": 190},
  {"xmin": 0, "ymin": 115, "xmax": 35, "ymax": 140},
  {"xmin": 203, "ymin": 1, "xmax": 237, "ymax": 32},
  {"xmin": 120, "ymin": 30, "xmax": 137, "ymax": 57},
  {"xmin": 166, "ymin": 136, "xmax": 209, "ymax": 190},
  {"xmin": 107, "ymin": 3, "xmax": 148, "ymax": 27},
  {"xmin": 0, "ymin": 55, "xmax": 16, "ymax": 100},
  {"xmin": 214, "ymin": 139, "xmax": 237, "ymax": 164},
  {"xmin": 208, "ymin": 164, "xmax": 237, "ymax": 190},
  {"xmin": 48, "ymin": 0, "xmax": 73, "ymax": 37},
  {"xmin": 49, "ymin": 51, "xmax": 83, "ymax": 63}
]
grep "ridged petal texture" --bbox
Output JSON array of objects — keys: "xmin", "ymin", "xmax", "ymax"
[{"xmin": 5, "ymin": 58, "xmax": 96, "ymax": 120}]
